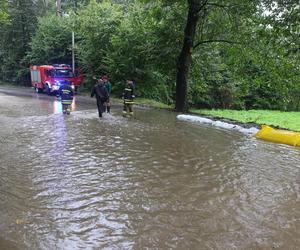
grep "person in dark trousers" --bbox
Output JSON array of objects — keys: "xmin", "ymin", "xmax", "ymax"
[
  {"xmin": 123, "ymin": 80, "xmax": 135, "ymax": 117},
  {"xmin": 58, "ymin": 80, "xmax": 74, "ymax": 115},
  {"xmin": 102, "ymin": 75, "xmax": 112, "ymax": 113},
  {"xmin": 91, "ymin": 79, "xmax": 109, "ymax": 118}
]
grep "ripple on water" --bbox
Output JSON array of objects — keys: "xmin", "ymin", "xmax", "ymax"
[{"xmin": 0, "ymin": 109, "xmax": 299, "ymax": 249}]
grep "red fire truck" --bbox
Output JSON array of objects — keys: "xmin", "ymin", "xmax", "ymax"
[{"xmin": 30, "ymin": 64, "xmax": 83, "ymax": 94}]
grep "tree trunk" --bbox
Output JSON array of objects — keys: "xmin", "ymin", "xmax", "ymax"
[
  {"xmin": 56, "ymin": 0, "xmax": 62, "ymax": 17},
  {"xmin": 175, "ymin": 1, "xmax": 203, "ymax": 112}
]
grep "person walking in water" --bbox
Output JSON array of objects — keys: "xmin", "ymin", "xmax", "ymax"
[
  {"xmin": 102, "ymin": 75, "xmax": 112, "ymax": 113},
  {"xmin": 58, "ymin": 80, "xmax": 74, "ymax": 115},
  {"xmin": 122, "ymin": 80, "xmax": 135, "ymax": 117},
  {"xmin": 91, "ymin": 78, "xmax": 109, "ymax": 118}
]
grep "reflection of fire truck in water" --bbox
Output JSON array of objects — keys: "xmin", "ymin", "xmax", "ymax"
[{"xmin": 30, "ymin": 64, "xmax": 83, "ymax": 94}]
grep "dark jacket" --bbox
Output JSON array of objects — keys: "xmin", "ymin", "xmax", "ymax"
[
  {"xmin": 59, "ymin": 83, "xmax": 74, "ymax": 105},
  {"xmin": 91, "ymin": 82, "xmax": 109, "ymax": 102},
  {"xmin": 123, "ymin": 83, "xmax": 135, "ymax": 102}
]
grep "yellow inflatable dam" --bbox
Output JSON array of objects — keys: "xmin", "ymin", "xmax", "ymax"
[{"xmin": 255, "ymin": 125, "xmax": 300, "ymax": 147}]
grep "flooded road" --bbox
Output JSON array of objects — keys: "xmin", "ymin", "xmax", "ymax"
[{"xmin": 1, "ymin": 87, "xmax": 299, "ymax": 249}]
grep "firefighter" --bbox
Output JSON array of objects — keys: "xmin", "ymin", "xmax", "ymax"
[
  {"xmin": 102, "ymin": 75, "xmax": 112, "ymax": 113},
  {"xmin": 122, "ymin": 80, "xmax": 135, "ymax": 117},
  {"xmin": 58, "ymin": 80, "xmax": 74, "ymax": 115},
  {"xmin": 91, "ymin": 79, "xmax": 109, "ymax": 118}
]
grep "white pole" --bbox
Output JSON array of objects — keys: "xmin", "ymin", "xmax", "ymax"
[{"xmin": 72, "ymin": 31, "xmax": 75, "ymax": 74}]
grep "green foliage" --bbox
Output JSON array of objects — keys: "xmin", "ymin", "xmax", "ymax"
[
  {"xmin": 186, "ymin": 0, "xmax": 300, "ymax": 111},
  {"xmin": 26, "ymin": 15, "xmax": 72, "ymax": 65},
  {"xmin": 0, "ymin": 0, "xmax": 299, "ymax": 111},
  {"xmin": 104, "ymin": 1, "xmax": 185, "ymax": 102},
  {"xmin": 189, "ymin": 46, "xmax": 240, "ymax": 109},
  {"xmin": 0, "ymin": 0, "xmax": 9, "ymax": 24},
  {"xmin": 71, "ymin": 0, "xmax": 185, "ymax": 103},
  {"xmin": 61, "ymin": 0, "xmax": 89, "ymax": 10},
  {"xmin": 228, "ymin": 32, "xmax": 300, "ymax": 111},
  {"xmin": 74, "ymin": 0, "xmax": 124, "ymax": 85},
  {"xmin": 0, "ymin": 0, "xmax": 38, "ymax": 84}
]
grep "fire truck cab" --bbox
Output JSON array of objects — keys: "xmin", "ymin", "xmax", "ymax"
[{"xmin": 30, "ymin": 64, "xmax": 83, "ymax": 94}]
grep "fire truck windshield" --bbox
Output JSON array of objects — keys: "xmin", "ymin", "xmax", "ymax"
[{"xmin": 53, "ymin": 69, "xmax": 74, "ymax": 78}]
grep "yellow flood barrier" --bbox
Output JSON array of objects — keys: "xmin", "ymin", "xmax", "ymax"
[{"xmin": 255, "ymin": 125, "xmax": 300, "ymax": 147}]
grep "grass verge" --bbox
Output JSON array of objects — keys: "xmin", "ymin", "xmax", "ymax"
[
  {"xmin": 134, "ymin": 98, "xmax": 173, "ymax": 109},
  {"xmin": 190, "ymin": 109, "xmax": 300, "ymax": 132}
]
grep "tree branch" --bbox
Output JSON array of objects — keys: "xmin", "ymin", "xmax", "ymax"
[
  {"xmin": 193, "ymin": 39, "xmax": 243, "ymax": 48},
  {"xmin": 206, "ymin": 3, "xmax": 243, "ymax": 9},
  {"xmin": 286, "ymin": 47, "xmax": 300, "ymax": 55},
  {"xmin": 192, "ymin": 0, "xmax": 209, "ymax": 13}
]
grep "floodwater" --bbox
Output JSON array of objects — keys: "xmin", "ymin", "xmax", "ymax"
[{"xmin": 0, "ymin": 87, "xmax": 299, "ymax": 250}]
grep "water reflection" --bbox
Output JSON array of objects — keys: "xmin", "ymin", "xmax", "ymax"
[
  {"xmin": 52, "ymin": 97, "xmax": 76, "ymax": 114},
  {"xmin": 0, "ymin": 100, "xmax": 299, "ymax": 249},
  {"xmin": 71, "ymin": 97, "xmax": 76, "ymax": 111},
  {"xmin": 53, "ymin": 99, "xmax": 62, "ymax": 114}
]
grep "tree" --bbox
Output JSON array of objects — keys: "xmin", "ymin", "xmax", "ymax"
[
  {"xmin": 0, "ymin": 0, "xmax": 38, "ymax": 83},
  {"xmin": 74, "ymin": 0, "xmax": 123, "ymax": 80},
  {"xmin": 175, "ymin": 0, "xmax": 260, "ymax": 112},
  {"xmin": 0, "ymin": 0, "xmax": 9, "ymax": 23},
  {"xmin": 26, "ymin": 15, "xmax": 73, "ymax": 65},
  {"xmin": 105, "ymin": 1, "xmax": 185, "ymax": 101},
  {"xmin": 175, "ymin": 0, "xmax": 206, "ymax": 112},
  {"xmin": 176, "ymin": 0, "xmax": 299, "ymax": 112}
]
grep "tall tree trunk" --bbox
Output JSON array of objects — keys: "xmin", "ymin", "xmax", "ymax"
[
  {"xmin": 175, "ymin": 1, "xmax": 204, "ymax": 112},
  {"xmin": 56, "ymin": 0, "xmax": 62, "ymax": 17}
]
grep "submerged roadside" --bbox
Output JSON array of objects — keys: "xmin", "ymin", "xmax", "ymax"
[
  {"xmin": 128, "ymin": 97, "xmax": 299, "ymax": 133},
  {"xmin": 1, "ymin": 83, "xmax": 298, "ymax": 132},
  {"xmin": 131, "ymin": 99, "xmax": 299, "ymax": 133}
]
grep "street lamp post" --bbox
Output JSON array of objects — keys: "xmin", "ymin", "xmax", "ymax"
[
  {"xmin": 72, "ymin": 31, "xmax": 75, "ymax": 74},
  {"xmin": 57, "ymin": 0, "xmax": 76, "ymax": 74}
]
